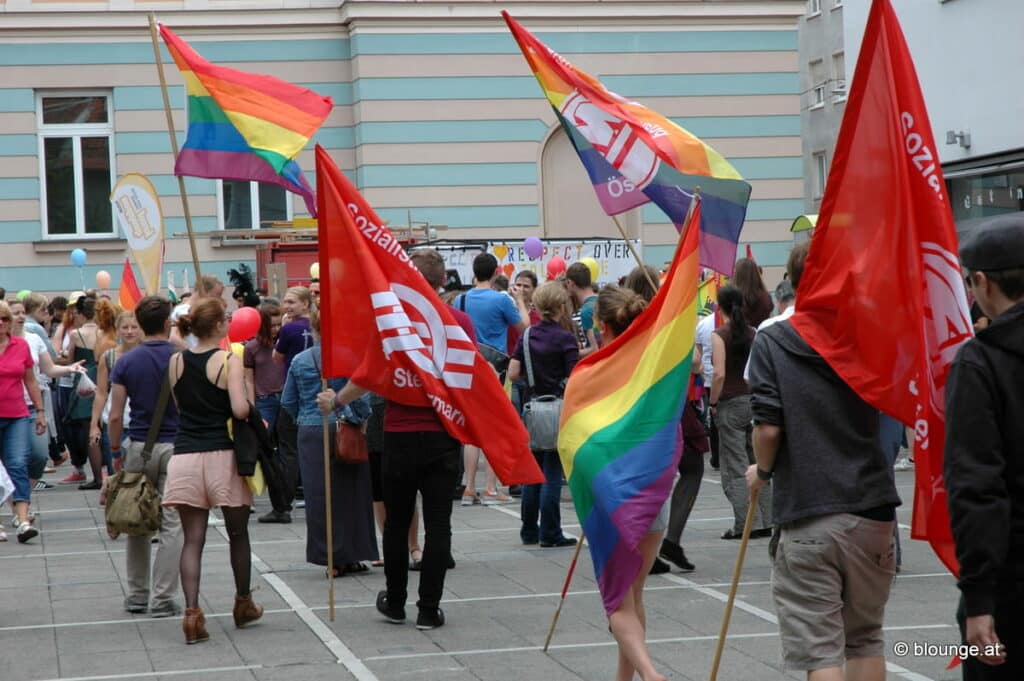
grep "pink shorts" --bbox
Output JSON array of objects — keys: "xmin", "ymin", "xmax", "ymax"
[{"xmin": 162, "ymin": 449, "xmax": 254, "ymax": 510}]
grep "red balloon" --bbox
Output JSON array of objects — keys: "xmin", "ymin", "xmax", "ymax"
[
  {"xmin": 228, "ymin": 306, "xmax": 261, "ymax": 342},
  {"xmin": 546, "ymin": 255, "xmax": 567, "ymax": 280}
]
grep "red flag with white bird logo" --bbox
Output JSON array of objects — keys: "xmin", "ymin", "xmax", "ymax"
[{"xmin": 315, "ymin": 146, "xmax": 542, "ymax": 485}]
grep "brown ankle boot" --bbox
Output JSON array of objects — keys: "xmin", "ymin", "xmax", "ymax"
[
  {"xmin": 233, "ymin": 593, "xmax": 263, "ymax": 628},
  {"xmin": 183, "ymin": 607, "xmax": 210, "ymax": 644}
]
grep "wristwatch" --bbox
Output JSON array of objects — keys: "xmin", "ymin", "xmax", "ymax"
[{"xmin": 756, "ymin": 467, "xmax": 773, "ymax": 481}]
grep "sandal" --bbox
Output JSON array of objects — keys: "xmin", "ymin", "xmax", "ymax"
[
  {"xmin": 410, "ymin": 548, "xmax": 423, "ymax": 571},
  {"xmin": 327, "ymin": 566, "xmax": 347, "ymax": 578},
  {"xmin": 345, "ymin": 562, "xmax": 369, "ymax": 574}
]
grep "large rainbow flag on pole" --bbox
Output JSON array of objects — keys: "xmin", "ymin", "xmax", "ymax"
[
  {"xmin": 158, "ymin": 25, "xmax": 332, "ymax": 216},
  {"xmin": 558, "ymin": 201, "xmax": 701, "ymax": 615},
  {"xmin": 503, "ymin": 12, "xmax": 751, "ymax": 276}
]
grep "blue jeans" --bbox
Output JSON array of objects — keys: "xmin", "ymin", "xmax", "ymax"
[
  {"xmin": 520, "ymin": 450, "xmax": 566, "ymax": 544},
  {"xmin": 255, "ymin": 393, "xmax": 281, "ymax": 433},
  {"xmin": 0, "ymin": 416, "xmax": 32, "ymax": 502}
]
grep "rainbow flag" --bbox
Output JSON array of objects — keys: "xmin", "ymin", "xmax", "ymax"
[
  {"xmin": 558, "ymin": 202, "xmax": 701, "ymax": 615},
  {"xmin": 503, "ymin": 12, "xmax": 751, "ymax": 276},
  {"xmin": 158, "ymin": 25, "xmax": 332, "ymax": 216},
  {"xmin": 118, "ymin": 258, "xmax": 143, "ymax": 312}
]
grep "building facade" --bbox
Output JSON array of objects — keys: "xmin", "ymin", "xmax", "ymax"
[
  {"xmin": 841, "ymin": 0, "xmax": 1024, "ymax": 235},
  {"xmin": 1, "ymin": 0, "xmax": 804, "ymax": 295},
  {"xmin": 797, "ymin": 0, "xmax": 845, "ymax": 216}
]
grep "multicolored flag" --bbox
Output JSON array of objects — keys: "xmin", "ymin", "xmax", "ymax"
[
  {"xmin": 158, "ymin": 24, "xmax": 332, "ymax": 216},
  {"xmin": 503, "ymin": 12, "xmax": 751, "ymax": 276},
  {"xmin": 789, "ymin": 0, "xmax": 971, "ymax": 574},
  {"xmin": 314, "ymin": 146, "xmax": 543, "ymax": 485},
  {"xmin": 558, "ymin": 202, "xmax": 700, "ymax": 614},
  {"xmin": 118, "ymin": 258, "xmax": 143, "ymax": 311}
]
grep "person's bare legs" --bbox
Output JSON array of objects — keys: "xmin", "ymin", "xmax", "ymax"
[
  {"xmin": 463, "ymin": 445, "xmax": 481, "ymax": 501},
  {"xmin": 408, "ymin": 505, "xmax": 422, "ymax": 557},
  {"xmin": 843, "ymin": 656, "xmax": 886, "ymax": 681},
  {"xmin": 610, "ymin": 532, "xmax": 666, "ymax": 681},
  {"xmin": 373, "ymin": 501, "xmax": 386, "ymax": 536}
]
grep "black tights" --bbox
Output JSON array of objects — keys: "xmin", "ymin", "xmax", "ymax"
[{"xmin": 177, "ymin": 505, "xmax": 253, "ymax": 609}]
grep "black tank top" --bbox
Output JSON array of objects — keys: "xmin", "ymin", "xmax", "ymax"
[{"xmin": 173, "ymin": 349, "xmax": 234, "ymax": 454}]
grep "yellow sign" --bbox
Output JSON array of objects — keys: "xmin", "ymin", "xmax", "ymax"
[{"xmin": 111, "ymin": 173, "xmax": 164, "ymax": 295}]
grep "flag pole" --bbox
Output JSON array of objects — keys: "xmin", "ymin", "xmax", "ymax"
[
  {"xmin": 321, "ymin": 377, "xmax": 336, "ymax": 621},
  {"xmin": 542, "ymin": 532, "xmax": 586, "ymax": 653},
  {"xmin": 147, "ymin": 12, "xmax": 204, "ymax": 289},
  {"xmin": 610, "ymin": 215, "xmax": 657, "ymax": 291},
  {"xmin": 708, "ymin": 486, "xmax": 759, "ymax": 681}
]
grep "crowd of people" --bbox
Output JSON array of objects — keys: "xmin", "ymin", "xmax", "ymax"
[{"xmin": 0, "ymin": 214, "xmax": 1020, "ymax": 680}]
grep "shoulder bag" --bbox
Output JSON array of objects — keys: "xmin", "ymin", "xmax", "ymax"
[
  {"xmin": 104, "ymin": 373, "xmax": 169, "ymax": 537},
  {"xmin": 312, "ymin": 352, "xmax": 368, "ymax": 464},
  {"xmin": 520, "ymin": 327, "xmax": 563, "ymax": 452}
]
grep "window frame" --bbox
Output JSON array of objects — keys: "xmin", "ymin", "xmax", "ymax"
[
  {"xmin": 813, "ymin": 151, "xmax": 828, "ymax": 199},
  {"xmin": 832, "ymin": 50, "xmax": 847, "ymax": 103},
  {"xmin": 807, "ymin": 0, "xmax": 822, "ymax": 17},
  {"xmin": 36, "ymin": 90, "xmax": 117, "ymax": 240},
  {"xmin": 216, "ymin": 179, "xmax": 295, "ymax": 231}
]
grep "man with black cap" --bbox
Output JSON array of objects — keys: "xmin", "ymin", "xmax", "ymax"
[{"xmin": 945, "ymin": 213, "xmax": 1024, "ymax": 679}]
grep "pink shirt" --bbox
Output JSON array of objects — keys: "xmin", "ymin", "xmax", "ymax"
[{"xmin": 0, "ymin": 336, "xmax": 33, "ymax": 418}]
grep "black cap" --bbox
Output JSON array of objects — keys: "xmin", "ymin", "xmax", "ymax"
[{"xmin": 960, "ymin": 214, "xmax": 1024, "ymax": 271}]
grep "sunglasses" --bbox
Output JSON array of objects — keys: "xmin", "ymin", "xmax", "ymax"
[{"xmin": 0, "ymin": 316, "xmax": 11, "ymax": 322}]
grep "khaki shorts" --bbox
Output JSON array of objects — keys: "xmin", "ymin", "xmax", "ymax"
[{"xmin": 771, "ymin": 512, "xmax": 896, "ymax": 671}]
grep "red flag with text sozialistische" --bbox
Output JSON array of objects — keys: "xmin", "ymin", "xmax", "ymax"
[
  {"xmin": 788, "ymin": 0, "xmax": 971, "ymax": 575},
  {"xmin": 315, "ymin": 146, "xmax": 542, "ymax": 485}
]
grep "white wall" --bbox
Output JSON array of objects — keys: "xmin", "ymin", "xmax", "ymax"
[{"xmin": 843, "ymin": 0, "xmax": 1024, "ymax": 163}]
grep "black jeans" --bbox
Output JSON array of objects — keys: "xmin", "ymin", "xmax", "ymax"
[
  {"xmin": 267, "ymin": 407, "xmax": 299, "ymax": 513},
  {"xmin": 956, "ymin": 587, "xmax": 1024, "ymax": 680},
  {"xmin": 381, "ymin": 430, "xmax": 460, "ymax": 612}
]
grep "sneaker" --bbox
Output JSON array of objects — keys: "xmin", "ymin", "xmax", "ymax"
[
  {"xmin": 460, "ymin": 493, "xmax": 478, "ymax": 507},
  {"xmin": 540, "ymin": 536, "xmax": 578, "ymax": 548},
  {"xmin": 43, "ymin": 466, "xmax": 56, "ymax": 474},
  {"xmin": 416, "ymin": 607, "xmax": 445, "ymax": 631},
  {"xmin": 34, "ymin": 481, "xmax": 55, "ymax": 491},
  {"xmin": 17, "ymin": 521, "xmax": 39, "ymax": 543},
  {"xmin": 258, "ymin": 510, "xmax": 292, "ymax": 524},
  {"xmin": 893, "ymin": 457, "xmax": 914, "ymax": 471},
  {"xmin": 481, "ymin": 490, "xmax": 512, "ymax": 505},
  {"xmin": 78, "ymin": 479, "xmax": 102, "ymax": 491},
  {"xmin": 376, "ymin": 591, "xmax": 405, "ymax": 624},
  {"xmin": 59, "ymin": 470, "xmax": 87, "ymax": 484},
  {"xmin": 150, "ymin": 601, "xmax": 182, "ymax": 619},
  {"xmin": 649, "ymin": 558, "xmax": 671, "ymax": 575},
  {"xmin": 124, "ymin": 600, "xmax": 148, "ymax": 614},
  {"xmin": 659, "ymin": 539, "xmax": 695, "ymax": 573}
]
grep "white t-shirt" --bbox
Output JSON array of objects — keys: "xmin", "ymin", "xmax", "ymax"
[
  {"xmin": 22, "ymin": 333, "xmax": 48, "ymax": 405},
  {"xmin": 695, "ymin": 314, "xmax": 716, "ymax": 388}
]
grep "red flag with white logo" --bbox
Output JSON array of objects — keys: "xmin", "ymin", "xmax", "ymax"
[
  {"xmin": 315, "ymin": 147, "xmax": 542, "ymax": 485},
  {"xmin": 788, "ymin": 0, "xmax": 971, "ymax": 575}
]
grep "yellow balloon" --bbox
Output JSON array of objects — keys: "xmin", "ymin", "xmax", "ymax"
[
  {"xmin": 580, "ymin": 257, "xmax": 600, "ymax": 282},
  {"xmin": 309, "ymin": 262, "xmax": 320, "ymax": 280},
  {"xmin": 230, "ymin": 342, "xmax": 245, "ymax": 359}
]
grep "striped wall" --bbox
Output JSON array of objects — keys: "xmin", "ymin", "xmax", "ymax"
[{"xmin": 0, "ymin": 3, "xmax": 803, "ymax": 294}]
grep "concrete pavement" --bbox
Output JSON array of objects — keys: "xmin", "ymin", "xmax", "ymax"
[{"xmin": 0, "ymin": 468, "xmax": 964, "ymax": 681}]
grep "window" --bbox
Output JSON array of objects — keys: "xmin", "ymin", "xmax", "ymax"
[
  {"xmin": 813, "ymin": 152, "xmax": 828, "ymax": 198},
  {"xmin": 219, "ymin": 180, "xmax": 293, "ymax": 230},
  {"xmin": 809, "ymin": 59, "xmax": 826, "ymax": 109},
  {"xmin": 808, "ymin": 0, "xmax": 822, "ymax": 15},
  {"xmin": 37, "ymin": 92, "xmax": 115, "ymax": 238},
  {"xmin": 832, "ymin": 0, "xmax": 843, "ymax": 8},
  {"xmin": 832, "ymin": 51, "xmax": 847, "ymax": 101}
]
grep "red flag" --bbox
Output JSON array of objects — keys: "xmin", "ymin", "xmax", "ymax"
[
  {"xmin": 745, "ymin": 244, "xmax": 754, "ymax": 261},
  {"xmin": 788, "ymin": 0, "xmax": 971, "ymax": 574},
  {"xmin": 315, "ymin": 147, "xmax": 542, "ymax": 485},
  {"xmin": 118, "ymin": 258, "xmax": 143, "ymax": 311}
]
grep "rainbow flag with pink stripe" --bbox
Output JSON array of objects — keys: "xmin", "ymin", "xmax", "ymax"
[
  {"xmin": 557, "ymin": 202, "xmax": 700, "ymax": 615},
  {"xmin": 159, "ymin": 24, "xmax": 332, "ymax": 216},
  {"xmin": 503, "ymin": 12, "xmax": 751, "ymax": 276}
]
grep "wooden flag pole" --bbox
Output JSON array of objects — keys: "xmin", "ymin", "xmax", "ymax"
[
  {"xmin": 321, "ymin": 378, "xmax": 336, "ymax": 621},
  {"xmin": 542, "ymin": 532, "xmax": 586, "ymax": 653},
  {"xmin": 611, "ymin": 215, "xmax": 657, "ymax": 292},
  {"xmin": 708, "ymin": 486, "xmax": 760, "ymax": 681},
  {"xmin": 147, "ymin": 12, "xmax": 203, "ymax": 288}
]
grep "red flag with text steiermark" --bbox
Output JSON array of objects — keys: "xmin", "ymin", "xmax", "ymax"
[
  {"xmin": 315, "ymin": 146, "xmax": 542, "ymax": 485},
  {"xmin": 788, "ymin": 0, "xmax": 971, "ymax": 575}
]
